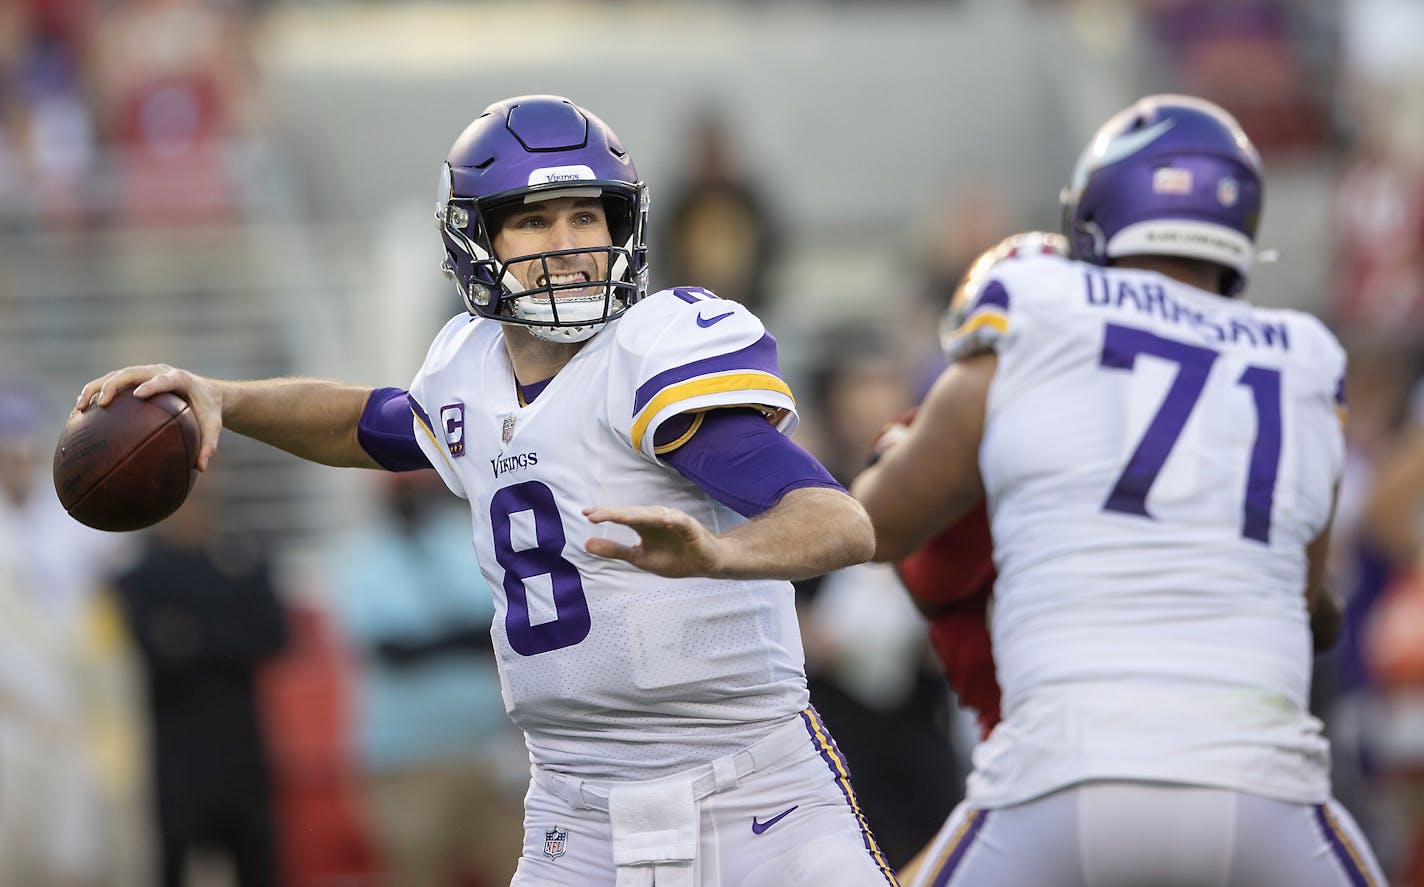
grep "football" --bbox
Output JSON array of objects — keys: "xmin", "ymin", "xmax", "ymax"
[{"xmin": 53, "ymin": 389, "xmax": 201, "ymax": 531}]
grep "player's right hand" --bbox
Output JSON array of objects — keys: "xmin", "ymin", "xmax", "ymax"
[{"xmin": 76, "ymin": 364, "xmax": 224, "ymax": 471}]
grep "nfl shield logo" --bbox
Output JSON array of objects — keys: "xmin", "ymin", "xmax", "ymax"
[
  {"xmin": 502, "ymin": 414, "xmax": 517, "ymax": 443},
  {"xmin": 543, "ymin": 826, "xmax": 568, "ymax": 860},
  {"xmin": 1217, "ymin": 176, "xmax": 1239, "ymax": 207}
]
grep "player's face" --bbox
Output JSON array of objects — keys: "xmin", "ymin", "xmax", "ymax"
[{"xmin": 492, "ymin": 197, "xmax": 612, "ymax": 299}]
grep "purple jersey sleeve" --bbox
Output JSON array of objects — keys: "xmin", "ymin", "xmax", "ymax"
[
  {"xmin": 357, "ymin": 387, "xmax": 431, "ymax": 472},
  {"xmin": 659, "ymin": 408, "xmax": 842, "ymax": 518}
]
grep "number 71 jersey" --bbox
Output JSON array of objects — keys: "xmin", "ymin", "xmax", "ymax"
[{"xmin": 946, "ymin": 253, "xmax": 1346, "ymax": 713}]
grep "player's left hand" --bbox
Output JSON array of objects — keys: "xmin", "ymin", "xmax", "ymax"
[
  {"xmin": 583, "ymin": 505, "xmax": 723, "ymax": 578},
  {"xmin": 867, "ymin": 406, "xmax": 918, "ymax": 466}
]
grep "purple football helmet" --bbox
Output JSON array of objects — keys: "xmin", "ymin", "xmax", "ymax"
[
  {"xmin": 1060, "ymin": 94, "xmax": 1263, "ymax": 295},
  {"xmin": 436, "ymin": 95, "xmax": 649, "ymax": 342}
]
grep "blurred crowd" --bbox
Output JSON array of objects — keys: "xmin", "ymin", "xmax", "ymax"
[
  {"xmin": 0, "ymin": 0, "xmax": 265, "ymax": 230},
  {"xmin": 2, "ymin": 0, "xmax": 1424, "ymax": 885}
]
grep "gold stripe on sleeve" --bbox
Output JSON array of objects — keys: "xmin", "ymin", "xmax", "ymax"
[
  {"xmin": 652, "ymin": 410, "xmax": 706, "ymax": 455},
  {"xmin": 631, "ymin": 372, "xmax": 793, "ymax": 451}
]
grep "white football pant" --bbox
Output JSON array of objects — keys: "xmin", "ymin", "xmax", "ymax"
[
  {"xmin": 512, "ymin": 708, "xmax": 899, "ymax": 887},
  {"xmin": 909, "ymin": 781, "xmax": 1385, "ymax": 887}
]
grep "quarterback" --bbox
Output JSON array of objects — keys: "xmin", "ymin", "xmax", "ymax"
[
  {"xmin": 855, "ymin": 96, "xmax": 1385, "ymax": 886},
  {"xmin": 78, "ymin": 96, "xmax": 895, "ymax": 886}
]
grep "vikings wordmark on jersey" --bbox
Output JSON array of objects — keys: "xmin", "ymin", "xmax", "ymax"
[{"xmin": 406, "ymin": 288, "xmax": 808, "ymax": 782}]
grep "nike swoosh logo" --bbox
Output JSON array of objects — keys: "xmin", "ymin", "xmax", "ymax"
[
  {"xmin": 696, "ymin": 310, "xmax": 735, "ymax": 328},
  {"xmin": 1094, "ymin": 118, "xmax": 1175, "ymax": 168},
  {"xmin": 751, "ymin": 805, "xmax": 798, "ymax": 835}
]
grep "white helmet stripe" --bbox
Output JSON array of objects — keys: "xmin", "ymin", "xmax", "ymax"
[{"xmin": 466, "ymin": 238, "xmax": 524, "ymax": 296}]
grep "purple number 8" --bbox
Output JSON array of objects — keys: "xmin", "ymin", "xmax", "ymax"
[{"xmin": 489, "ymin": 481, "xmax": 591, "ymax": 656}]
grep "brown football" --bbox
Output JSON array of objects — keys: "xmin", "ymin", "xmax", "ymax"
[{"xmin": 53, "ymin": 388, "xmax": 201, "ymax": 531}]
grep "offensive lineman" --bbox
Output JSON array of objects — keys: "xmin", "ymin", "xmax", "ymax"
[
  {"xmin": 855, "ymin": 95, "xmax": 1386, "ymax": 886},
  {"xmin": 78, "ymin": 96, "xmax": 895, "ymax": 886}
]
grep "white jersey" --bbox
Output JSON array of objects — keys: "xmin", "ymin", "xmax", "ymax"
[
  {"xmin": 407, "ymin": 287, "xmax": 809, "ymax": 781},
  {"xmin": 945, "ymin": 254, "xmax": 1346, "ymax": 806}
]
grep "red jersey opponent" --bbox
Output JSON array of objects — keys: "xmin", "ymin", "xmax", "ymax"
[{"xmin": 874, "ymin": 232, "xmax": 1068, "ymax": 737}]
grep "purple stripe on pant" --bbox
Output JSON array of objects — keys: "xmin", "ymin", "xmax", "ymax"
[
  {"xmin": 928, "ymin": 808, "xmax": 989, "ymax": 887},
  {"xmin": 1314, "ymin": 804, "xmax": 1376, "ymax": 887},
  {"xmin": 798, "ymin": 708, "xmax": 900, "ymax": 887}
]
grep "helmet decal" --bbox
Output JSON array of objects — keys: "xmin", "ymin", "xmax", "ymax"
[{"xmin": 525, "ymin": 165, "xmax": 597, "ymax": 188}]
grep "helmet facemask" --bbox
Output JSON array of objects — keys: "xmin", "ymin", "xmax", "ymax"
[
  {"xmin": 438, "ymin": 166, "xmax": 650, "ymax": 342},
  {"xmin": 501, "ymin": 243, "xmax": 636, "ymax": 343}
]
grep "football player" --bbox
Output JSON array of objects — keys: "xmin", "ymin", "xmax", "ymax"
[
  {"xmin": 874, "ymin": 231, "xmax": 1068, "ymax": 746},
  {"xmin": 854, "ymin": 95, "xmax": 1386, "ymax": 886},
  {"xmin": 78, "ymin": 96, "xmax": 896, "ymax": 886}
]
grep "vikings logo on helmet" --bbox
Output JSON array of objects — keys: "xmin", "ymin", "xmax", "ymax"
[
  {"xmin": 1060, "ymin": 94, "xmax": 1264, "ymax": 296},
  {"xmin": 939, "ymin": 231, "xmax": 1068, "ymax": 354},
  {"xmin": 435, "ymin": 95, "xmax": 651, "ymax": 343}
]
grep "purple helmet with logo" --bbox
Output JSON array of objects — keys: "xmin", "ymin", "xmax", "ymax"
[
  {"xmin": 436, "ymin": 95, "xmax": 650, "ymax": 341},
  {"xmin": 1060, "ymin": 94, "xmax": 1263, "ymax": 296}
]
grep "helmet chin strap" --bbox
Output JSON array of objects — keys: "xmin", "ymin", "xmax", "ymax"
[
  {"xmin": 524, "ymin": 320, "xmax": 603, "ymax": 343},
  {"xmin": 509, "ymin": 292, "xmax": 610, "ymax": 341}
]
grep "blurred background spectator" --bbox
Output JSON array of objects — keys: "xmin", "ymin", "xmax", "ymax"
[
  {"xmin": 113, "ymin": 477, "xmax": 287, "ymax": 887},
  {"xmin": 793, "ymin": 322, "xmax": 963, "ymax": 868},
  {"xmin": 1353, "ymin": 383, "xmax": 1424, "ymax": 885},
  {"xmin": 658, "ymin": 104, "xmax": 784, "ymax": 317},
  {"xmin": 1, "ymin": 0, "xmax": 1422, "ymax": 883},
  {"xmin": 90, "ymin": 0, "xmax": 262, "ymax": 226},
  {"xmin": 0, "ymin": 380, "xmax": 145, "ymax": 887},
  {"xmin": 0, "ymin": 0, "xmax": 99, "ymax": 231},
  {"xmin": 1142, "ymin": 0, "xmax": 1332, "ymax": 155},
  {"xmin": 901, "ymin": 187, "xmax": 1015, "ymax": 398},
  {"xmin": 325, "ymin": 471, "xmax": 523, "ymax": 887}
]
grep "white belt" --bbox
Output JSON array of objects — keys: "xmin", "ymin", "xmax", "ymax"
[
  {"xmin": 533, "ymin": 711, "xmax": 811, "ymax": 812},
  {"xmin": 533, "ymin": 712, "xmax": 812, "ymax": 887}
]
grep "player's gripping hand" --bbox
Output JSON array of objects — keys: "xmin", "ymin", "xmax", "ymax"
[
  {"xmin": 77, "ymin": 364, "xmax": 224, "ymax": 471},
  {"xmin": 867, "ymin": 406, "xmax": 918, "ymax": 466},
  {"xmin": 583, "ymin": 505, "xmax": 724, "ymax": 578}
]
